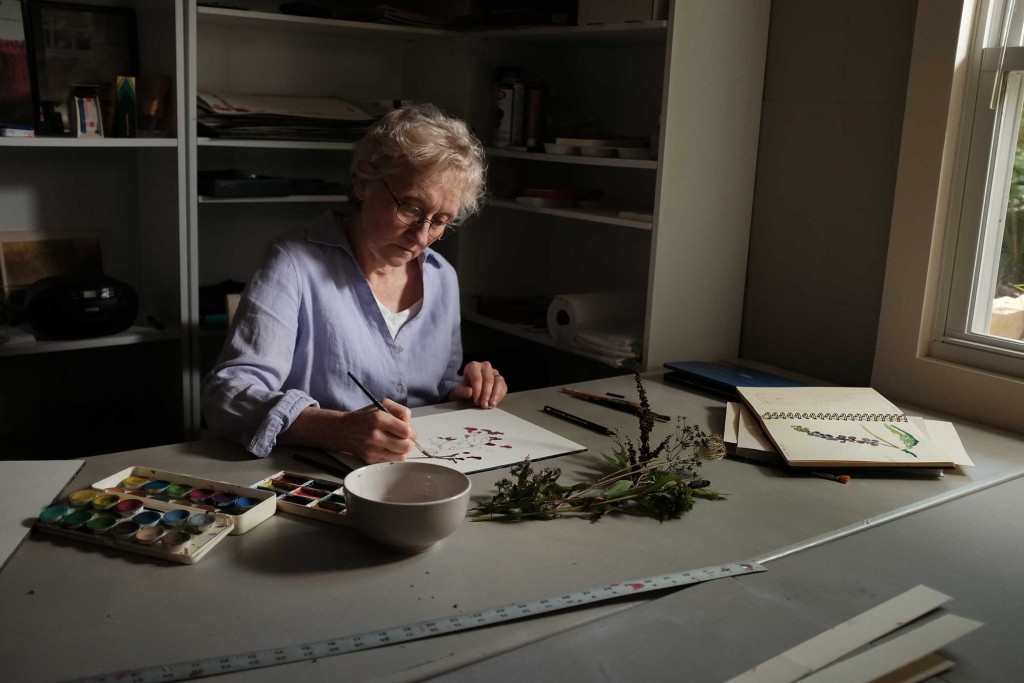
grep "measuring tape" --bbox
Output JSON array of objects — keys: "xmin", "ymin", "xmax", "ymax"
[{"xmin": 73, "ymin": 560, "xmax": 765, "ymax": 683}]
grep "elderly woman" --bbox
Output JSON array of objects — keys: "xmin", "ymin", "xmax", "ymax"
[{"xmin": 201, "ymin": 103, "xmax": 506, "ymax": 462}]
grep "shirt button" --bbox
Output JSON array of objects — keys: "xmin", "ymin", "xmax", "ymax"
[
  {"xmin": 396, "ymin": 345, "xmax": 404, "ymax": 353},
  {"xmin": 396, "ymin": 384, "xmax": 404, "ymax": 392}
]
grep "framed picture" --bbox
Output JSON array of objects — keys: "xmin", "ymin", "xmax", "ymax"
[
  {"xmin": 26, "ymin": 1, "xmax": 137, "ymax": 133},
  {"xmin": 0, "ymin": 0, "xmax": 36, "ymax": 135}
]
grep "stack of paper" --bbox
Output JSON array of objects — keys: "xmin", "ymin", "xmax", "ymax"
[
  {"xmin": 197, "ymin": 92, "xmax": 400, "ymax": 141},
  {"xmin": 726, "ymin": 585, "xmax": 982, "ymax": 683}
]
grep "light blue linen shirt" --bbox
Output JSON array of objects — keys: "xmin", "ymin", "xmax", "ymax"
[{"xmin": 201, "ymin": 211, "xmax": 463, "ymax": 457}]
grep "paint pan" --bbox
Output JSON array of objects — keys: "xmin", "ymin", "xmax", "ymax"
[
  {"xmin": 165, "ymin": 484, "xmax": 194, "ymax": 499},
  {"xmin": 210, "ymin": 492, "xmax": 238, "ymax": 508},
  {"xmin": 315, "ymin": 499, "xmax": 346, "ymax": 513},
  {"xmin": 161, "ymin": 530, "xmax": 190, "ymax": 551},
  {"xmin": 62, "ymin": 509, "xmax": 94, "ymax": 529},
  {"xmin": 91, "ymin": 494, "xmax": 120, "ymax": 511},
  {"xmin": 233, "ymin": 497, "xmax": 259, "ymax": 513},
  {"xmin": 306, "ymin": 478, "xmax": 343, "ymax": 492},
  {"xmin": 135, "ymin": 526, "xmax": 166, "ymax": 545},
  {"xmin": 188, "ymin": 488, "xmax": 215, "ymax": 504},
  {"xmin": 68, "ymin": 490, "xmax": 98, "ymax": 507},
  {"xmin": 115, "ymin": 499, "xmax": 144, "ymax": 517},
  {"xmin": 133, "ymin": 511, "xmax": 162, "ymax": 528},
  {"xmin": 39, "ymin": 504, "xmax": 72, "ymax": 525},
  {"xmin": 86, "ymin": 515, "xmax": 117, "ymax": 534},
  {"xmin": 111, "ymin": 521, "xmax": 141, "ymax": 541},
  {"xmin": 187, "ymin": 513, "xmax": 216, "ymax": 532},
  {"xmin": 296, "ymin": 486, "xmax": 332, "ymax": 498},
  {"xmin": 273, "ymin": 474, "xmax": 310, "ymax": 487},
  {"xmin": 161, "ymin": 509, "xmax": 190, "ymax": 527},
  {"xmin": 121, "ymin": 476, "xmax": 149, "ymax": 491},
  {"xmin": 281, "ymin": 494, "xmax": 315, "ymax": 506},
  {"xmin": 141, "ymin": 480, "xmax": 171, "ymax": 495}
]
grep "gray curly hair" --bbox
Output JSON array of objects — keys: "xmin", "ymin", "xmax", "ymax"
[{"xmin": 351, "ymin": 103, "xmax": 487, "ymax": 219}]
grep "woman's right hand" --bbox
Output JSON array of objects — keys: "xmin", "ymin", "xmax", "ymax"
[{"xmin": 281, "ymin": 400, "xmax": 417, "ymax": 464}]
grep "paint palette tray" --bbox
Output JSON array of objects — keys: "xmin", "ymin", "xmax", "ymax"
[
  {"xmin": 34, "ymin": 495, "xmax": 234, "ymax": 565},
  {"xmin": 251, "ymin": 471, "xmax": 348, "ymax": 525},
  {"xmin": 91, "ymin": 466, "xmax": 277, "ymax": 535}
]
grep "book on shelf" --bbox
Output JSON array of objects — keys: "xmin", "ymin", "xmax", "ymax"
[{"xmin": 735, "ymin": 386, "xmax": 967, "ymax": 469}]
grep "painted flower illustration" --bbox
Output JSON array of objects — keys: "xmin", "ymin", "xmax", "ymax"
[{"xmin": 791, "ymin": 423, "xmax": 921, "ymax": 457}]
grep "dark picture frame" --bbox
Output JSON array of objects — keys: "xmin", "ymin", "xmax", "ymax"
[{"xmin": 25, "ymin": 1, "xmax": 137, "ymax": 134}]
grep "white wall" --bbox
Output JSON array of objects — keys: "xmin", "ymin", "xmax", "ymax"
[{"xmin": 740, "ymin": 0, "xmax": 918, "ymax": 386}]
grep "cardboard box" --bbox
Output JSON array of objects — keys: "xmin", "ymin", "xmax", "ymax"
[{"xmin": 577, "ymin": 0, "xmax": 667, "ymax": 25}]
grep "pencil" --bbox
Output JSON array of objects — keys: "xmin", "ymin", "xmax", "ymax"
[
  {"xmin": 543, "ymin": 405, "xmax": 614, "ymax": 436},
  {"xmin": 347, "ymin": 371, "xmax": 435, "ymax": 457}
]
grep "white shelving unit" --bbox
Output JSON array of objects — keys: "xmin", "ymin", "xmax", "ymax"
[
  {"xmin": 182, "ymin": 0, "xmax": 769, "ymax": 433},
  {"xmin": 0, "ymin": 0, "xmax": 189, "ymax": 455}
]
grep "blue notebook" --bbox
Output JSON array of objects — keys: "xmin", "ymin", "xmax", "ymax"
[{"xmin": 663, "ymin": 361, "xmax": 805, "ymax": 400}]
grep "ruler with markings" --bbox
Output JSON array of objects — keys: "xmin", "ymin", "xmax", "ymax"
[{"xmin": 73, "ymin": 561, "xmax": 765, "ymax": 683}]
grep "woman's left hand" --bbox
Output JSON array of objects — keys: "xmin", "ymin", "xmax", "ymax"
[{"xmin": 450, "ymin": 361, "xmax": 507, "ymax": 408}]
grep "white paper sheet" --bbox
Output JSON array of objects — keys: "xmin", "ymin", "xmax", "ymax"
[
  {"xmin": 336, "ymin": 408, "xmax": 587, "ymax": 474},
  {"xmin": 0, "ymin": 460, "xmax": 84, "ymax": 573}
]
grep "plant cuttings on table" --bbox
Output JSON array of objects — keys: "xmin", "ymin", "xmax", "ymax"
[{"xmin": 472, "ymin": 367, "xmax": 726, "ymax": 522}]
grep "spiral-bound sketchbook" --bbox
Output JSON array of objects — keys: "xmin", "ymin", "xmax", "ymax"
[{"xmin": 736, "ymin": 387, "xmax": 956, "ymax": 468}]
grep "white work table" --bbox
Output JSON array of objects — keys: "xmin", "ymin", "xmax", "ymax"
[{"xmin": 1, "ymin": 374, "xmax": 1022, "ymax": 682}]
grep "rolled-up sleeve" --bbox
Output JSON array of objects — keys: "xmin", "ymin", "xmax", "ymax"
[{"xmin": 201, "ymin": 243, "xmax": 317, "ymax": 457}]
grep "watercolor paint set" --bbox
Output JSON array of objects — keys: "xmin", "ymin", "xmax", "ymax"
[
  {"xmin": 33, "ymin": 466, "xmax": 277, "ymax": 564},
  {"xmin": 251, "ymin": 471, "xmax": 348, "ymax": 525}
]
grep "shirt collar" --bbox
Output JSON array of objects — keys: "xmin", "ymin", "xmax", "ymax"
[{"xmin": 305, "ymin": 210, "xmax": 441, "ymax": 268}]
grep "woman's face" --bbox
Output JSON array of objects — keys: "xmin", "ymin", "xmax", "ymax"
[{"xmin": 352, "ymin": 166, "xmax": 465, "ymax": 269}]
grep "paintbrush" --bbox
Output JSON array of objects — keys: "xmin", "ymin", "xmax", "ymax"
[
  {"xmin": 809, "ymin": 471, "xmax": 851, "ymax": 484},
  {"xmin": 560, "ymin": 387, "xmax": 672, "ymax": 422},
  {"xmin": 347, "ymin": 371, "xmax": 436, "ymax": 457}
]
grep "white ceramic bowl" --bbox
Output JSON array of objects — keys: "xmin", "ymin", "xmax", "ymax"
[{"xmin": 342, "ymin": 461, "xmax": 471, "ymax": 553}]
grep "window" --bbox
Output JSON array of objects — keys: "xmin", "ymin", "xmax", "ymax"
[
  {"xmin": 935, "ymin": 0, "xmax": 1024, "ymax": 377},
  {"xmin": 872, "ymin": 0, "xmax": 1023, "ymax": 434}
]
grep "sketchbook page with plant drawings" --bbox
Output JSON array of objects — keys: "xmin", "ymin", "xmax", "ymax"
[
  {"xmin": 736, "ymin": 387, "xmax": 956, "ymax": 468},
  {"xmin": 333, "ymin": 408, "xmax": 587, "ymax": 474}
]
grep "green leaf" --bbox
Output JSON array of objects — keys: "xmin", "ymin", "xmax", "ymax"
[
  {"xmin": 884, "ymin": 423, "xmax": 919, "ymax": 449},
  {"xmin": 603, "ymin": 479, "xmax": 632, "ymax": 496}
]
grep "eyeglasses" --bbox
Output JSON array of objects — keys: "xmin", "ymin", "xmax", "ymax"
[{"xmin": 381, "ymin": 180, "xmax": 461, "ymax": 238}]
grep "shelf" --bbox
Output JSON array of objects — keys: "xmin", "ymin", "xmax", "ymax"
[
  {"xmin": 197, "ymin": 138, "xmax": 356, "ymax": 150},
  {"xmin": 198, "ymin": 195, "xmax": 349, "ymax": 204},
  {"xmin": 486, "ymin": 199, "xmax": 653, "ymax": 230},
  {"xmin": 461, "ymin": 310, "xmax": 630, "ymax": 369},
  {"xmin": 461, "ymin": 309, "xmax": 558, "ymax": 350},
  {"xmin": 0, "ymin": 325, "xmax": 180, "ymax": 358},
  {"xmin": 485, "ymin": 148, "xmax": 658, "ymax": 169},
  {"xmin": 467, "ymin": 20, "xmax": 668, "ymax": 45},
  {"xmin": 197, "ymin": 7, "xmax": 458, "ymax": 40},
  {"xmin": 0, "ymin": 138, "xmax": 177, "ymax": 148}
]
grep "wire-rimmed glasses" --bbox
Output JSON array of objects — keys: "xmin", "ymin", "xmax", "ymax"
[{"xmin": 381, "ymin": 180, "xmax": 461, "ymax": 238}]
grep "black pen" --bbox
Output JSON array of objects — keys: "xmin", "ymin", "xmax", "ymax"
[
  {"xmin": 347, "ymin": 371, "xmax": 434, "ymax": 456},
  {"xmin": 543, "ymin": 405, "xmax": 614, "ymax": 436},
  {"xmin": 291, "ymin": 452, "xmax": 353, "ymax": 480}
]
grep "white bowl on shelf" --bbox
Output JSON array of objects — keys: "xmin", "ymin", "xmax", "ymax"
[{"xmin": 543, "ymin": 143, "xmax": 580, "ymax": 155}]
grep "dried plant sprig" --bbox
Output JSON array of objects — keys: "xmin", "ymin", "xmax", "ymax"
[{"xmin": 471, "ymin": 366, "xmax": 726, "ymax": 523}]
